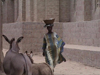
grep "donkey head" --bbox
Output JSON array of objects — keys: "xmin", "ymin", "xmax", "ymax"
[
  {"xmin": 3, "ymin": 35, "xmax": 24, "ymax": 52},
  {"xmin": 25, "ymin": 51, "xmax": 34, "ymax": 64}
]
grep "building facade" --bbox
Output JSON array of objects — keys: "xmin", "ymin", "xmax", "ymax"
[
  {"xmin": 2, "ymin": 0, "xmax": 100, "ymax": 23},
  {"xmin": 2, "ymin": 0, "xmax": 100, "ymax": 53},
  {"xmin": 1, "ymin": 0, "xmax": 100, "ymax": 70}
]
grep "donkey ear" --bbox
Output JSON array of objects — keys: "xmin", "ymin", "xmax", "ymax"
[
  {"xmin": 30, "ymin": 51, "xmax": 33, "ymax": 53},
  {"xmin": 25, "ymin": 51, "xmax": 28, "ymax": 54},
  {"xmin": 30, "ymin": 51, "xmax": 33, "ymax": 57},
  {"xmin": 2, "ymin": 35, "xmax": 10, "ymax": 44},
  {"xmin": 17, "ymin": 36, "xmax": 24, "ymax": 43},
  {"xmin": 10, "ymin": 38, "xmax": 15, "ymax": 44}
]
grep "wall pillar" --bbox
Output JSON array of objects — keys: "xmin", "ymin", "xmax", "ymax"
[
  {"xmin": 26, "ymin": 0, "xmax": 31, "ymax": 21},
  {"xmin": 17, "ymin": 0, "xmax": 23, "ymax": 22},
  {"xmin": 14, "ymin": 0, "xmax": 18, "ymax": 22},
  {"xmin": 7, "ymin": 0, "xmax": 14, "ymax": 23},
  {"xmin": 59, "ymin": 0, "xmax": 70, "ymax": 22},
  {"xmin": 37, "ymin": 0, "xmax": 45, "ymax": 22},
  {"xmin": 34, "ymin": 0, "xmax": 38, "ymax": 22},
  {"xmin": 30, "ymin": 0, "xmax": 34, "ymax": 21},
  {"xmin": 45, "ymin": 0, "xmax": 59, "ymax": 22},
  {"xmin": 70, "ymin": 0, "xmax": 84, "ymax": 22},
  {"xmin": 84, "ymin": 0, "xmax": 92, "ymax": 21},
  {"xmin": 76, "ymin": 0, "xmax": 84, "ymax": 21},
  {"xmin": 2, "ymin": 0, "xmax": 7, "ymax": 23},
  {"xmin": 93, "ymin": 0, "xmax": 100, "ymax": 20},
  {"xmin": 2, "ymin": 0, "xmax": 14, "ymax": 23},
  {"xmin": 70, "ymin": 0, "xmax": 76, "ymax": 22}
]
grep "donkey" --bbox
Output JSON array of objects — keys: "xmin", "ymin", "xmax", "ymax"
[
  {"xmin": 3, "ymin": 35, "xmax": 32, "ymax": 75},
  {"xmin": 32, "ymin": 63, "xmax": 53, "ymax": 75},
  {"xmin": 25, "ymin": 51, "xmax": 54, "ymax": 75}
]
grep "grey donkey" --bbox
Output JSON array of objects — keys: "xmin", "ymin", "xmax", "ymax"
[
  {"xmin": 25, "ymin": 51, "xmax": 54, "ymax": 75},
  {"xmin": 3, "ymin": 35, "xmax": 32, "ymax": 75}
]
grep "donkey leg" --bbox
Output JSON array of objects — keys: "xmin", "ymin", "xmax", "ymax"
[
  {"xmin": 11, "ymin": 71, "xmax": 23, "ymax": 75},
  {"xmin": 10, "ymin": 69, "xmax": 23, "ymax": 75}
]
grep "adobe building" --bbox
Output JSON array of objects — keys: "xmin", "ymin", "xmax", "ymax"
[
  {"xmin": 2, "ymin": 0, "xmax": 100, "ymax": 68},
  {"xmin": 2, "ymin": 0, "xmax": 100, "ymax": 51},
  {"xmin": 2, "ymin": 0, "xmax": 100, "ymax": 23}
]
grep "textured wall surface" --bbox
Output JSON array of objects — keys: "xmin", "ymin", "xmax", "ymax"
[
  {"xmin": 63, "ymin": 20, "xmax": 100, "ymax": 47},
  {"xmin": 35, "ymin": 0, "xmax": 45, "ymax": 22},
  {"xmin": 22, "ymin": 22, "xmax": 63, "ymax": 53},
  {"xmin": 2, "ymin": 20, "xmax": 100, "ymax": 69},
  {"xmin": 59, "ymin": 0, "xmax": 70, "ymax": 22},
  {"xmin": 2, "ymin": 0, "xmax": 100, "ymax": 70},
  {"xmin": 84, "ymin": 0, "xmax": 92, "ymax": 21},
  {"xmin": 92, "ymin": 0, "xmax": 100, "ymax": 20},
  {"xmin": 2, "ymin": 0, "xmax": 100, "ymax": 23},
  {"xmin": 2, "ymin": 0, "xmax": 14, "ymax": 23},
  {"xmin": 3, "ymin": 23, "xmax": 23, "ymax": 50},
  {"xmin": 3, "ymin": 20, "xmax": 100, "ymax": 53},
  {"xmin": 70, "ymin": 0, "xmax": 84, "ymax": 22},
  {"xmin": 64, "ymin": 45, "xmax": 100, "ymax": 69},
  {"xmin": 3, "ymin": 22, "xmax": 63, "ymax": 53}
]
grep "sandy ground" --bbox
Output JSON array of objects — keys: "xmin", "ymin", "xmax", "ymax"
[
  {"xmin": 2, "ymin": 49, "xmax": 100, "ymax": 75},
  {"xmin": 33, "ymin": 55, "xmax": 100, "ymax": 75}
]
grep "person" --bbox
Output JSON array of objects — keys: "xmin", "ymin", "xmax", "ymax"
[{"xmin": 42, "ymin": 18, "xmax": 66, "ymax": 71}]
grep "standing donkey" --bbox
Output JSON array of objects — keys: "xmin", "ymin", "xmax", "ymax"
[
  {"xmin": 3, "ymin": 35, "xmax": 32, "ymax": 75},
  {"xmin": 25, "ymin": 51, "xmax": 54, "ymax": 75}
]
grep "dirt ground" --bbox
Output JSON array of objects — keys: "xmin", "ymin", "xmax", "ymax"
[
  {"xmin": 2, "ymin": 49, "xmax": 100, "ymax": 75},
  {"xmin": 33, "ymin": 55, "xmax": 100, "ymax": 75}
]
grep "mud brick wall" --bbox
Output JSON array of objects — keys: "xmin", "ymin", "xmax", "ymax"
[
  {"xmin": 59, "ymin": 0, "xmax": 70, "ymax": 22},
  {"xmin": 3, "ymin": 22, "xmax": 63, "ymax": 53},
  {"xmin": 84, "ymin": 0, "xmax": 92, "ymax": 21},
  {"xmin": 64, "ymin": 46, "xmax": 100, "ymax": 69},
  {"xmin": 22, "ymin": 22, "xmax": 63, "ymax": 53},
  {"xmin": 3, "ymin": 22, "xmax": 23, "ymax": 50},
  {"xmin": 3, "ymin": 20, "xmax": 100, "ymax": 53},
  {"xmin": 22, "ymin": 22, "xmax": 46, "ymax": 53},
  {"xmin": 63, "ymin": 20, "xmax": 100, "ymax": 47}
]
